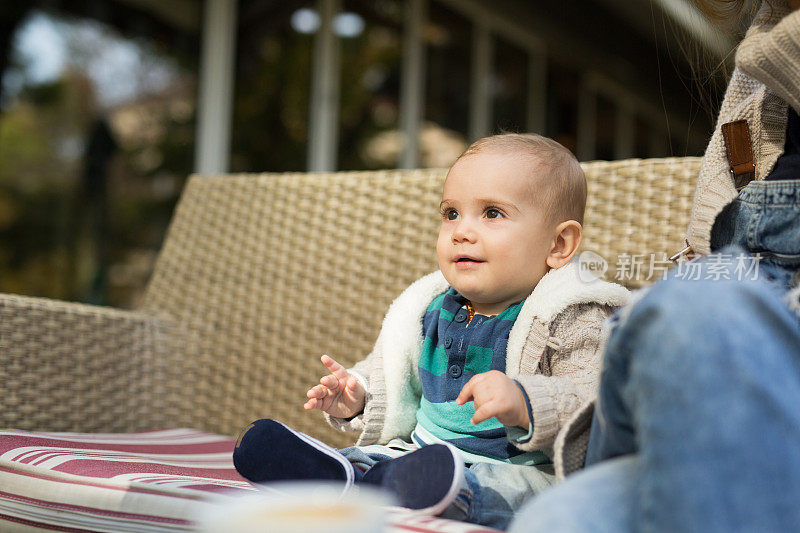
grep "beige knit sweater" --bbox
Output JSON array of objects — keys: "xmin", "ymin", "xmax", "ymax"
[
  {"xmin": 687, "ymin": 0, "xmax": 800, "ymax": 255},
  {"xmin": 325, "ymin": 261, "xmax": 629, "ymax": 477}
]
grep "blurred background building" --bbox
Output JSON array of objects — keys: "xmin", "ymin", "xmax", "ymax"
[{"xmin": 0, "ymin": 0, "xmax": 739, "ymax": 308}]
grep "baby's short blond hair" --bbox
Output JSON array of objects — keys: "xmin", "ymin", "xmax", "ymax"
[{"xmin": 455, "ymin": 133, "xmax": 587, "ymax": 224}]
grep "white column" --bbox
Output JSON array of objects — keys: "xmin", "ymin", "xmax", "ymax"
[
  {"xmin": 614, "ymin": 103, "xmax": 635, "ymax": 160},
  {"xmin": 308, "ymin": 0, "xmax": 341, "ymax": 172},
  {"xmin": 194, "ymin": 0, "xmax": 238, "ymax": 174},
  {"xmin": 399, "ymin": 0, "xmax": 427, "ymax": 169},
  {"xmin": 576, "ymin": 81, "xmax": 597, "ymax": 161},
  {"xmin": 469, "ymin": 22, "xmax": 492, "ymax": 141},
  {"xmin": 527, "ymin": 47, "xmax": 547, "ymax": 134}
]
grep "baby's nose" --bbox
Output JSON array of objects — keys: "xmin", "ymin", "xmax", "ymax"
[{"xmin": 452, "ymin": 220, "xmax": 476, "ymax": 242}]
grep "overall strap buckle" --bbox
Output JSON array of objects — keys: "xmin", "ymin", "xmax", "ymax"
[
  {"xmin": 669, "ymin": 242, "xmax": 694, "ymax": 263},
  {"xmin": 721, "ymin": 120, "xmax": 756, "ymax": 190}
]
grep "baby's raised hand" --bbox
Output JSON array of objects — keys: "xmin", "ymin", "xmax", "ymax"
[
  {"xmin": 304, "ymin": 354, "xmax": 366, "ymax": 419},
  {"xmin": 455, "ymin": 370, "xmax": 530, "ymax": 428}
]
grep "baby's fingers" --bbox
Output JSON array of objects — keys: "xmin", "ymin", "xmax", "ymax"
[
  {"xmin": 306, "ymin": 384, "xmax": 330, "ymax": 399},
  {"xmin": 320, "ymin": 355, "xmax": 349, "ymax": 381},
  {"xmin": 320, "ymin": 374, "xmax": 341, "ymax": 391},
  {"xmin": 456, "ymin": 376, "xmax": 479, "ymax": 405},
  {"xmin": 343, "ymin": 375, "xmax": 365, "ymax": 402},
  {"xmin": 471, "ymin": 401, "xmax": 498, "ymax": 425}
]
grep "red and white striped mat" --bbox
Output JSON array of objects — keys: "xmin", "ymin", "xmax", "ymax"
[{"xmin": 0, "ymin": 428, "xmax": 498, "ymax": 533}]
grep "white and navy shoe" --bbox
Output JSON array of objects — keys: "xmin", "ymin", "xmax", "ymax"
[
  {"xmin": 233, "ymin": 419, "xmax": 356, "ymax": 489},
  {"xmin": 361, "ymin": 443, "xmax": 465, "ymax": 515}
]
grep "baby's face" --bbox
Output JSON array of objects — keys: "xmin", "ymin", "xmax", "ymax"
[{"xmin": 437, "ymin": 151, "xmax": 556, "ymax": 316}]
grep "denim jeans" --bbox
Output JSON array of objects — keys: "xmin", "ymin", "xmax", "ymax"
[
  {"xmin": 510, "ymin": 179, "xmax": 800, "ymax": 533},
  {"xmin": 710, "ymin": 178, "xmax": 800, "ymax": 270},
  {"xmin": 340, "ymin": 440, "xmax": 554, "ymax": 530}
]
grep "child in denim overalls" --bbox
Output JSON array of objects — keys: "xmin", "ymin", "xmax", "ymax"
[{"xmin": 512, "ymin": 1, "xmax": 800, "ymax": 531}]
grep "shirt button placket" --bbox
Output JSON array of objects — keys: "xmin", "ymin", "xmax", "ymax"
[
  {"xmin": 447, "ymin": 310, "xmax": 468, "ymax": 379},
  {"xmin": 448, "ymin": 364, "xmax": 462, "ymax": 378}
]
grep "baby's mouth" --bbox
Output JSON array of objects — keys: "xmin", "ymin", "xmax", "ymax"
[{"xmin": 455, "ymin": 256, "xmax": 484, "ymax": 265}]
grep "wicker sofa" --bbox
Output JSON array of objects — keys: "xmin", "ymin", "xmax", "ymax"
[{"xmin": 0, "ymin": 157, "xmax": 700, "ymax": 531}]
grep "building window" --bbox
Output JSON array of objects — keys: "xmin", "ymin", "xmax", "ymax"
[
  {"xmin": 424, "ymin": 1, "xmax": 471, "ymax": 161},
  {"xmin": 230, "ymin": 2, "xmax": 313, "ymax": 172},
  {"xmin": 338, "ymin": 0, "xmax": 403, "ymax": 170},
  {"xmin": 493, "ymin": 36, "xmax": 528, "ymax": 134},
  {"xmin": 595, "ymin": 94, "xmax": 616, "ymax": 160},
  {"xmin": 545, "ymin": 63, "xmax": 579, "ymax": 155}
]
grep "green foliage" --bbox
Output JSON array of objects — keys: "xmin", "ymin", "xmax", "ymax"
[
  {"xmin": 0, "ymin": 65, "xmax": 190, "ymax": 306},
  {"xmin": 0, "ymin": 73, "xmax": 89, "ymax": 300}
]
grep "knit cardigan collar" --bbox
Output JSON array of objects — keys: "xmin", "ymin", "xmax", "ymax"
[
  {"xmin": 374, "ymin": 261, "xmax": 628, "ymax": 443},
  {"xmin": 378, "ymin": 260, "xmax": 627, "ymax": 384}
]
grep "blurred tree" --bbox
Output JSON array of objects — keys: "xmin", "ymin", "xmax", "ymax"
[
  {"xmin": 0, "ymin": 3, "xmax": 33, "ymax": 111},
  {"xmin": 0, "ymin": 10, "xmax": 197, "ymax": 307},
  {"xmin": 0, "ymin": 71, "xmax": 94, "ymax": 299}
]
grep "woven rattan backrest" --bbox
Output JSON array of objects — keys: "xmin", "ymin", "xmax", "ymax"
[
  {"xmin": 140, "ymin": 170, "xmax": 445, "ymax": 446},
  {"xmin": 140, "ymin": 157, "xmax": 700, "ymax": 446},
  {"xmin": 581, "ymin": 157, "xmax": 700, "ymax": 285}
]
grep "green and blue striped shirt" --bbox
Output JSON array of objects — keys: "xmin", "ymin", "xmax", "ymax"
[{"xmin": 412, "ymin": 288, "xmax": 549, "ymax": 465}]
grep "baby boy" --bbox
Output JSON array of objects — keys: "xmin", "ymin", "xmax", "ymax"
[{"xmin": 234, "ymin": 133, "xmax": 629, "ymax": 530}]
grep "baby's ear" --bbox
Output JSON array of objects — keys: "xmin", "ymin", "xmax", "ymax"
[{"xmin": 546, "ymin": 220, "xmax": 582, "ymax": 269}]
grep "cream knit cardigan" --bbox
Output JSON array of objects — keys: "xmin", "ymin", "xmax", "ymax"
[
  {"xmin": 325, "ymin": 261, "xmax": 629, "ymax": 477},
  {"xmin": 687, "ymin": 0, "xmax": 799, "ymax": 255}
]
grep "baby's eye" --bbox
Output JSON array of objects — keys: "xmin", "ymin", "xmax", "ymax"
[
  {"xmin": 442, "ymin": 208, "xmax": 459, "ymax": 221},
  {"xmin": 485, "ymin": 208, "xmax": 504, "ymax": 219}
]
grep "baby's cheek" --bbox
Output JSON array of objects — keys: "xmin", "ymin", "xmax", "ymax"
[
  {"xmin": 436, "ymin": 232, "xmax": 450, "ymax": 256},
  {"xmin": 490, "ymin": 244, "xmax": 517, "ymax": 262}
]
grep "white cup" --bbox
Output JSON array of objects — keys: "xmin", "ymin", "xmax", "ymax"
[{"xmin": 198, "ymin": 482, "xmax": 393, "ymax": 533}]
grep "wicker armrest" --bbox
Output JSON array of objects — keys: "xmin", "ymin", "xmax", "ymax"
[{"xmin": 0, "ymin": 294, "xmax": 187, "ymax": 433}]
